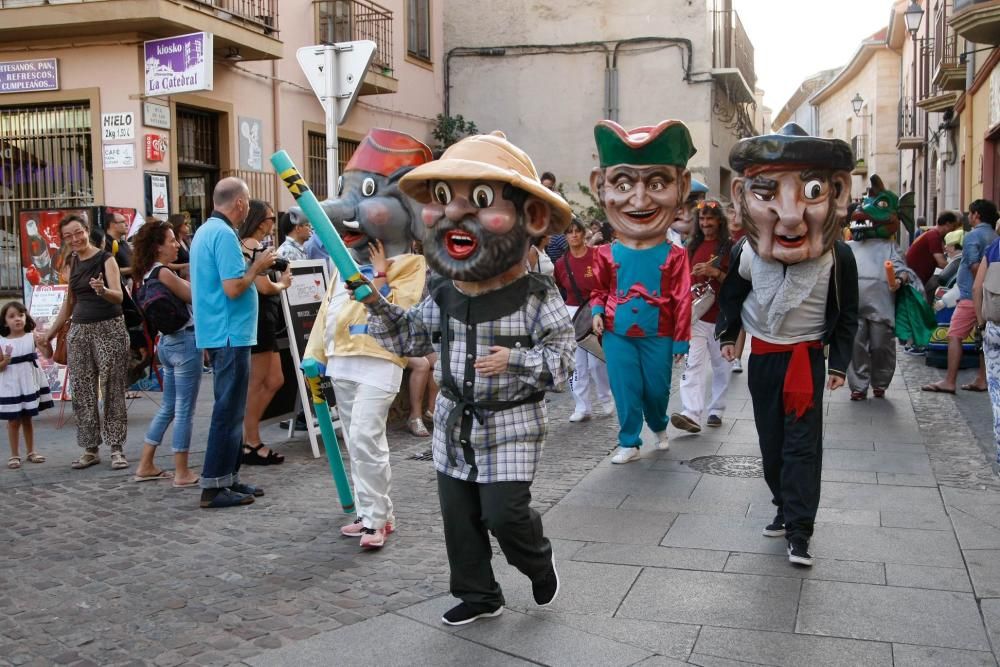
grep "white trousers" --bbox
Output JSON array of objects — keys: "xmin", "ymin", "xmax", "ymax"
[
  {"xmin": 679, "ymin": 319, "xmax": 731, "ymax": 425},
  {"xmin": 567, "ymin": 305, "xmax": 611, "ymax": 414},
  {"xmin": 332, "ymin": 378, "xmax": 397, "ymax": 530}
]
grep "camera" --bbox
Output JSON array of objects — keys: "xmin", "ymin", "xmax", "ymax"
[{"xmin": 251, "ymin": 246, "xmax": 289, "ymax": 272}]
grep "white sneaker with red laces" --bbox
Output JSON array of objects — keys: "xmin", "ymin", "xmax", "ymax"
[{"xmin": 341, "ymin": 517, "xmax": 395, "ymax": 538}]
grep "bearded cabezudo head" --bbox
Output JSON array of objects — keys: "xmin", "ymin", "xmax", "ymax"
[
  {"xmin": 398, "ymin": 131, "xmax": 572, "ymax": 282},
  {"xmin": 296, "ymin": 129, "xmax": 432, "ymax": 265},
  {"xmin": 730, "ymin": 123, "xmax": 853, "ymax": 265},
  {"xmin": 849, "ymin": 174, "xmax": 915, "ymax": 241},
  {"xmin": 590, "ymin": 120, "xmax": 695, "ymax": 246}
]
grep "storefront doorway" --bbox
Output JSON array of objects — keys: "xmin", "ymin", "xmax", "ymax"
[
  {"xmin": 176, "ymin": 106, "xmax": 219, "ymax": 228},
  {"xmin": 0, "ymin": 102, "xmax": 94, "ymax": 293}
]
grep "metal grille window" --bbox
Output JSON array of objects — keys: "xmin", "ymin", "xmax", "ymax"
[
  {"xmin": 307, "ymin": 130, "xmax": 358, "ymax": 200},
  {"xmin": 407, "ymin": 0, "xmax": 431, "ymax": 61},
  {"xmin": 314, "ymin": 0, "xmax": 395, "ymax": 73},
  {"xmin": 0, "ymin": 102, "xmax": 94, "ymax": 293},
  {"xmin": 177, "ymin": 107, "xmax": 219, "ymax": 168}
]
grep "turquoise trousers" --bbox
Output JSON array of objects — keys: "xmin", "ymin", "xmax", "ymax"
[{"xmin": 603, "ymin": 331, "xmax": 676, "ymax": 448}]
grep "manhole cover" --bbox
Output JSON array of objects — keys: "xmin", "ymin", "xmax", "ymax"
[
  {"xmin": 686, "ymin": 455, "xmax": 763, "ymax": 478},
  {"xmin": 409, "ymin": 449, "xmax": 433, "ymax": 461}
]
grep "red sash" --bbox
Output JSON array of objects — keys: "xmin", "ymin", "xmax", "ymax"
[{"xmin": 750, "ymin": 338, "xmax": 823, "ymax": 420}]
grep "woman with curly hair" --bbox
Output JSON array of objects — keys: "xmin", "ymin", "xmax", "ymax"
[{"xmin": 131, "ymin": 219, "xmax": 201, "ymax": 486}]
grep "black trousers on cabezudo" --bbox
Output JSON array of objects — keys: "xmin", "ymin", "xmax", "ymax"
[
  {"xmin": 437, "ymin": 472, "xmax": 553, "ymax": 611},
  {"xmin": 747, "ymin": 347, "xmax": 825, "ymax": 544}
]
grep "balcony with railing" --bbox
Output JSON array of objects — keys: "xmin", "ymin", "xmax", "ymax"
[
  {"xmin": 951, "ymin": 0, "xmax": 1000, "ymax": 45},
  {"xmin": 933, "ymin": 3, "xmax": 967, "ymax": 91},
  {"xmin": 314, "ymin": 0, "xmax": 397, "ymax": 95},
  {"xmin": 851, "ymin": 134, "xmax": 869, "ymax": 174},
  {"xmin": 711, "ymin": 9, "xmax": 756, "ymax": 104},
  {"xmin": 0, "ymin": 0, "xmax": 281, "ymax": 60}
]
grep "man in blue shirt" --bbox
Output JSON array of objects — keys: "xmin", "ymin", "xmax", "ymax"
[
  {"xmin": 190, "ymin": 177, "xmax": 277, "ymax": 508},
  {"xmin": 923, "ymin": 199, "xmax": 998, "ymax": 395}
]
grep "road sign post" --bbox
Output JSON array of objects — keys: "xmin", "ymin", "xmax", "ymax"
[{"xmin": 297, "ymin": 41, "xmax": 377, "ymax": 198}]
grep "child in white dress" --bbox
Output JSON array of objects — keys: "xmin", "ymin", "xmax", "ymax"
[{"xmin": 1, "ymin": 301, "xmax": 53, "ymax": 468}]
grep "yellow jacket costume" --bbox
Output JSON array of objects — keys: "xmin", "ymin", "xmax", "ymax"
[{"xmin": 304, "ymin": 253, "xmax": 427, "ymax": 367}]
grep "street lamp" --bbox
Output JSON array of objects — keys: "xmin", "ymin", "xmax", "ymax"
[
  {"xmin": 851, "ymin": 93, "xmax": 865, "ymax": 117},
  {"xmin": 904, "ymin": 1, "xmax": 924, "ymax": 36}
]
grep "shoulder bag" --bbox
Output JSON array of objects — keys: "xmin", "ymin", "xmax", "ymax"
[
  {"xmin": 562, "ymin": 254, "xmax": 605, "ymax": 361},
  {"xmin": 983, "ymin": 260, "xmax": 1000, "ymax": 324}
]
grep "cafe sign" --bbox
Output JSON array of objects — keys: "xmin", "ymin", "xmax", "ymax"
[
  {"xmin": 144, "ymin": 32, "xmax": 213, "ymax": 96},
  {"xmin": 0, "ymin": 59, "xmax": 59, "ymax": 94}
]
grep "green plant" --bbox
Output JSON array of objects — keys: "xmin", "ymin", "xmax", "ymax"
[
  {"xmin": 570, "ymin": 183, "xmax": 605, "ymax": 224},
  {"xmin": 431, "ymin": 114, "xmax": 479, "ymax": 151}
]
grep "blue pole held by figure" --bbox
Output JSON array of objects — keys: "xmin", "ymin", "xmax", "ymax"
[
  {"xmin": 301, "ymin": 358, "xmax": 355, "ymax": 513},
  {"xmin": 270, "ymin": 149, "xmax": 372, "ymax": 301}
]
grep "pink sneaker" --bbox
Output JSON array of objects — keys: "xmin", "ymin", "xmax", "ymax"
[
  {"xmin": 360, "ymin": 526, "xmax": 387, "ymax": 549},
  {"xmin": 341, "ymin": 517, "xmax": 395, "ymax": 537}
]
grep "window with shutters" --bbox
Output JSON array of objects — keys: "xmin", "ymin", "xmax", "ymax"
[{"xmin": 407, "ymin": 0, "xmax": 431, "ymax": 62}]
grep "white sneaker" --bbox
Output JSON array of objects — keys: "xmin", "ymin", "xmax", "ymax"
[
  {"xmin": 731, "ymin": 359, "xmax": 743, "ymax": 374},
  {"xmin": 654, "ymin": 431, "xmax": 670, "ymax": 451},
  {"xmin": 569, "ymin": 411, "xmax": 592, "ymax": 423},
  {"xmin": 593, "ymin": 403, "xmax": 614, "ymax": 417},
  {"xmin": 611, "ymin": 446, "xmax": 640, "ymax": 464}
]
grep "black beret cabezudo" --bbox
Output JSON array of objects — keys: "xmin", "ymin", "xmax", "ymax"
[{"xmin": 729, "ymin": 123, "xmax": 855, "ymax": 174}]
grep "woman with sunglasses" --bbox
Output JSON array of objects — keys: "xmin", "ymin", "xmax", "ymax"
[
  {"xmin": 39, "ymin": 214, "xmax": 130, "ymax": 470},
  {"xmin": 238, "ymin": 200, "xmax": 291, "ymax": 465},
  {"xmin": 671, "ymin": 198, "xmax": 733, "ymax": 434}
]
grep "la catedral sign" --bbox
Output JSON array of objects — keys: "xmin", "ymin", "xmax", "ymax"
[{"xmin": 144, "ymin": 32, "xmax": 213, "ymax": 96}]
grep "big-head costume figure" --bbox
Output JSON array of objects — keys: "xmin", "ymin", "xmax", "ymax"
[
  {"xmin": 589, "ymin": 120, "xmax": 694, "ymax": 464},
  {"xmin": 302, "ymin": 128, "xmax": 430, "ymax": 550},
  {"xmin": 355, "ymin": 131, "xmax": 575, "ymax": 626},
  {"xmin": 846, "ymin": 175, "xmax": 918, "ymax": 401},
  {"xmin": 716, "ymin": 122, "xmax": 859, "ymax": 567}
]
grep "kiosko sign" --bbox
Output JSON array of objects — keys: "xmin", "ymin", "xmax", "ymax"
[
  {"xmin": 0, "ymin": 59, "xmax": 59, "ymax": 94},
  {"xmin": 144, "ymin": 32, "xmax": 213, "ymax": 96}
]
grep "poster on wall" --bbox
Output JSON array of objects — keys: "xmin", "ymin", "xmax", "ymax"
[
  {"xmin": 27, "ymin": 285, "xmax": 69, "ymax": 402},
  {"xmin": 19, "ymin": 207, "xmax": 95, "ymax": 305},
  {"xmin": 144, "ymin": 32, "xmax": 213, "ymax": 97},
  {"xmin": 238, "ymin": 116, "xmax": 263, "ymax": 171},
  {"xmin": 103, "ymin": 143, "xmax": 135, "ymax": 169},
  {"xmin": 144, "ymin": 172, "xmax": 170, "ymax": 217},
  {"xmin": 0, "ymin": 58, "xmax": 58, "ymax": 94}
]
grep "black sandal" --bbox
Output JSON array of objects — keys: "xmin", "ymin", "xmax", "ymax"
[{"xmin": 242, "ymin": 443, "xmax": 285, "ymax": 465}]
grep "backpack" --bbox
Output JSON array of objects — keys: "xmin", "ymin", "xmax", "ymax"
[
  {"xmin": 135, "ymin": 266, "xmax": 189, "ymax": 336},
  {"xmin": 983, "ymin": 261, "xmax": 1000, "ymax": 324}
]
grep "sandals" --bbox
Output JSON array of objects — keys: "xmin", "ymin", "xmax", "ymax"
[
  {"xmin": 71, "ymin": 452, "xmax": 101, "ymax": 469},
  {"xmin": 407, "ymin": 417, "xmax": 431, "ymax": 438},
  {"xmin": 26, "ymin": 452, "xmax": 45, "ymax": 463},
  {"xmin": 110, "ymin": 451, "xmax": 129, "ymax": 470},
  {"xmin": 7, "ymin": 456, "xmax": 20, "ymax": 469},
  {"xmin": 242, "ymin": 443, "xmax": 284, "ymax": 465}
]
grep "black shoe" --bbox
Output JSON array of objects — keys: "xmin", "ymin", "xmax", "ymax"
[
  {"xmin": 230, "ymin": 482, "xmax": 264, "ymax": 497},
  {"xmin": 670, "ymin": 412, "xmax": 701, "ymax": 434},
  {"xmin": 763, "ymin": 515, "xmax": 785, "ymax": 537},
  {"xmin": 787, "ymin": 539, "xmax": 814, "ymax": 567},
  {"xmin": 441, "ymin": 602, "xmax": 503, "ymax": 626},
  {"xmin": 532, "ymin": 557, "xmax": 560, "ymax": 607},
  {"xmin": 242, "ymin": 443, "xmax": 284, "ymax": 465},
  {"xmin": 199, "ymin": 488, "xmax": 254, "ymax": 509},
  {"xmin": 706, "ymin": 415, "xmax": 723, "ymax": 428},
  {"xmin": 278, "ymin": 413, "xmax": 309, "ymax": 432}
]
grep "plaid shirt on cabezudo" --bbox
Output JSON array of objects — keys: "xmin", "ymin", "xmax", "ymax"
[{"xmin": 366, "ymin": 273, "xmax": 576, "ymax": 483}]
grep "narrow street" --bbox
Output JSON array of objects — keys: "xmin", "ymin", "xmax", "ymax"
[{"xmin": 2, "ymin": 348, "xmax": 999, "ymax": 666}]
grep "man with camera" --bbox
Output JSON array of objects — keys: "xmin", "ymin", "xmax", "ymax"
[{"xmin": 190, "ymin": 177, "xmax": 277, "ymax": 509}]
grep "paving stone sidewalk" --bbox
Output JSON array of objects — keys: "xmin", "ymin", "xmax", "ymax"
[
  {"xmin": 3, "ymin": 344, "xmax": 999, "ymax": 666},
  {"xmin": 245, "ymin": 349, "xmax": 1000, "ymax": 667}
]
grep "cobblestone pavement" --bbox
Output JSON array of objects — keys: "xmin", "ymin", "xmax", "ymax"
[
  {"xmin": 897, "ymin": 349, "xmax": 997, "ymax": 491},
  {"xmin": 0, "ymin": 382, "xmax": 619, "ymax": 667}
]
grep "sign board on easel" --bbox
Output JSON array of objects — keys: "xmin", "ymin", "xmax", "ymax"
[
  {"xmin": 27, "ymin": 285, "xmax": 70, "ymax": 402},
  {"xmin": 276, "ymin": 260, "xmax": 333, "ymax": 458}
]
